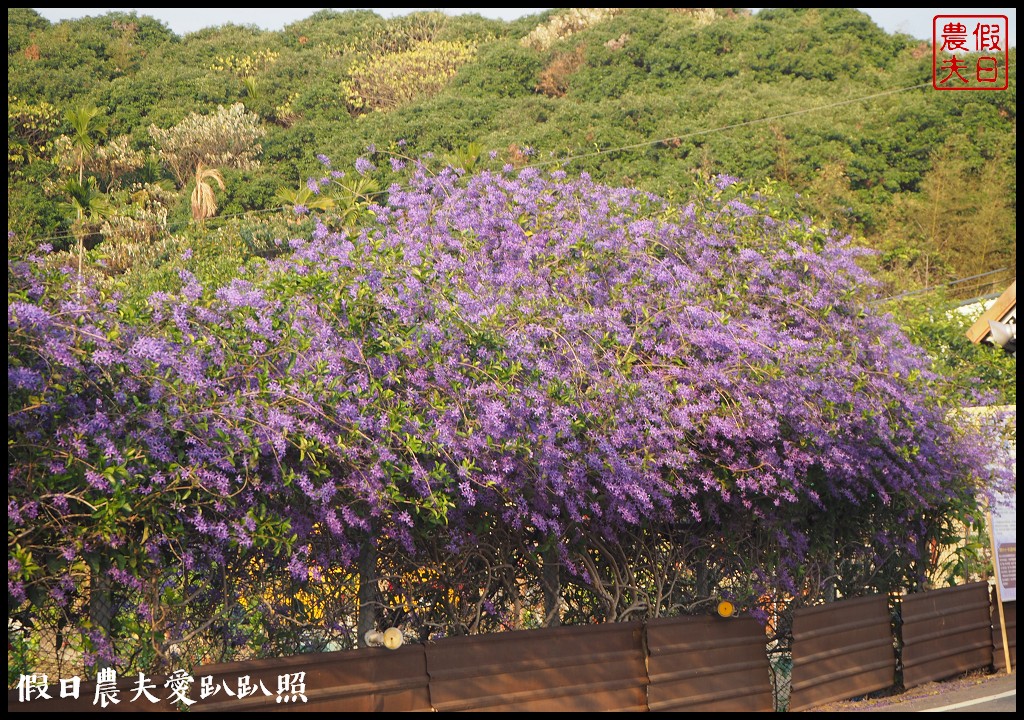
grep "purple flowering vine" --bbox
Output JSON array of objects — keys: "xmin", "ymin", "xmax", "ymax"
[{"xmin": 8, "ymin": 156, "xmax": 1010, "ymax": 675}]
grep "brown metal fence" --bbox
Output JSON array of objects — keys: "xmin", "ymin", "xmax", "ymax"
[
  {"xmin": 8, "ymin": 585, "xmax": 1014, "ymax": 713},
  {"xmin": 426, "ymin": 622, "xmax": 647, "ymax": 712},
  {"xmin": 992, "ymin": 594, "xmax": 1017, "ymax": 672},
  {"xmin": 645, "ymin": 615, "xmax": 774, "ymax": 712},
  {"xmin": 788, "ymin": 594, "xmax": 897, "ymax": 712},
  {"xmin": 190, "ymin": 642, "xmax": 432, "ymax": 712},
  {"xmin": 900, "ymin": 582, "xmax": 993, "ymax": 689}
]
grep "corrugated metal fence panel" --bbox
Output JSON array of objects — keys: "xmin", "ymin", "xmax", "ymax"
[
  {"xmin": 425, "ymin": 622, "xmax": 647, "ymax": 712},
  {"xmin": 901, "ymin": 582, "xmax": 993, "ymax": 689},
  {"xmin": 645, "ymin": 615, "xmax": 774, "ymax": 712},
  {"xmin": 992, "ymin": 594, "xmax": 1017, "ymax": 671},
  {"xmin": 190, "ymin": 645, "xmax": 431, "ymax": 712},
  {"xmin": 788, "ymin": 594, "xmax": 895, "ymax": 712}
]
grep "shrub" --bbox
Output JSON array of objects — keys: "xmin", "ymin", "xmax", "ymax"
[
  {"xmin": 341, "ymin": 39, "xmax": 479, "ymax": 114},
  {"xmin": 520, "ymin": 8, "xmax": 625, "ymax": 51},
  {"xmin": 148, "ymin": 103, "xmax": 265, "ymax": 187},
  {"xmin": 8, "ymin": 95, "xmax": 61, "ymax": 176},
  {"xmin": 449, "ymin": 40, "xmax": 543, "ymax": 99},
  {"xmin": 536, "ymin": 45, "xmax": 587, "ymax": 98}
]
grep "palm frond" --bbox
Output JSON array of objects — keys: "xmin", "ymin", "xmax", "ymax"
[{"xmin": 191, "ymin": 163, "xmax": 226, "ymax": 223}]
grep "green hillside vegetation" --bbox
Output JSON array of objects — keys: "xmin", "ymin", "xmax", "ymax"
[{"xmin": 7, "ymin": 7, "xmax": 1017, "ymax": 299}]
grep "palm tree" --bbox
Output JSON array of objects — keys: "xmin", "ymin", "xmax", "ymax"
[
  {"xmin": 242, "ymin": 76, "xmax": 261, "ymax": 103},
  {"xmin": 333, "ymin": 173, "xmax": 380, "ymax": 231},
  {"xmin": 448, "ymin": 141, "xmax": 486, "ymax": 172},
  {"xmin": 274, "ymin": 182, "xmax": 336, "ymax": 213},
  {"xmin": 65, "ymin": 104, "xmax": 106, "ymax": 185},
  {"xmin": 191, "ymin": 162, "xmax": 225, "ymax": 223},
  {"xmin": 61, "ymin": 177, "xmax": 113, "ymax": 283}
]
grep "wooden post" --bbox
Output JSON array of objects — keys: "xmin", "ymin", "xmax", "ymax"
[{"xmin": 985, "ymin": 508, "xmax": 1014, "ymax": 674}]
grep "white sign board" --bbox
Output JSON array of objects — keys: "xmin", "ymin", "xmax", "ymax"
[{"xmin": 990, "ymin": 490, "xmax": 1016, "ymax": 603}]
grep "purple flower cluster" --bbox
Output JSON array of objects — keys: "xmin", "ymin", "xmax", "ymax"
[{"xmin": 8, "ymin": 159, "xmax": 1010, "ymax": 666}]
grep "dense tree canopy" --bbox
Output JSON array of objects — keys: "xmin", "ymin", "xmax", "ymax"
[{"xmin": 7, "ymin": 8, "xmax": 1016, "ymax": 297}]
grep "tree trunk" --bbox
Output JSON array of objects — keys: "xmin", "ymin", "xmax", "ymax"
[
  {"xmin": 541, "ymin": 543, "xmax": 561, "ymax": 627},
  {"xmin": 89, "ymin": 564, "xmax": 114, "ymax": 669},
  {"xmin": 357, "ymin": 539, "xmax": 380, "ymax": 647}
]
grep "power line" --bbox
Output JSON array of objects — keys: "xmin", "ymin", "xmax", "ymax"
[
  {"xmin": 11, "ymin": 75, "xmax": 1007, "ymax": 247},
  {"xmin": 524, "ymin": 61, "xmax": 1011, "ymax": 173},
  {"xmin": 17, "ymin": 205, "xmax": 293, "ymax": 248},
  {"xmin": 872, "ymin": 267, "xmax": 1014, "ymax": 305},
  {"xmin": 527, "ymin": 82, "xmax": 934, "ymax": 169}
]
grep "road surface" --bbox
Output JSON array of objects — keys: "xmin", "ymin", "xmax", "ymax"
[{"xmin": 810, "ymin": 669, "xmax": 1016, "ymax": 712}]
